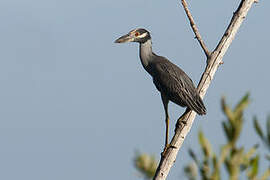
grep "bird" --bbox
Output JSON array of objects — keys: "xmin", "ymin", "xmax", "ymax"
[{"xmin": 114, "ymin": 28, "xmax": 206, "ymax": 151}]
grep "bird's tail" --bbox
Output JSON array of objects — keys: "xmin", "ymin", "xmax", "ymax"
[
  {"xmin": 195, "ymin": 95, "xmax": 206, "ymax": 115},
  {"xmin": 186, "ymin": 93, "xmax": 206, "ymax": 115}
]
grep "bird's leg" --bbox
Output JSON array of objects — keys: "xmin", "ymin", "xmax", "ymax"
[
  {"xmin": 175, "ymin": 108, "xmax": 190, "ymax": 130},
  {"xmin": 161, "ymin": 93, "xmax": 170, "ymax": 155},
  {"xmin": 164, "ymin": 111, "xmax": 170, "ymax": 153}
]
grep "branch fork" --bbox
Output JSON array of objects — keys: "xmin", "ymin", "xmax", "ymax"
[{"xmin": 153, "ymin": 0, "xmax": 258, "ymax": 179}]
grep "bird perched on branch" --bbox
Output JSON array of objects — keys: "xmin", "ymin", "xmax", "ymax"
[{"xmin": 115, "ymin": 28, "xmax": 206, "ymax": 151}]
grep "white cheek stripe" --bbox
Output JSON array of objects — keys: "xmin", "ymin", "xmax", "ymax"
[{"xmin": 137, "ymin": 32, "xmax": 147, "ymax": 38}]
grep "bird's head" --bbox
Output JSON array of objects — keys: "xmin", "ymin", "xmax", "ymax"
[{"xmin": 114, "ymin": 28, "xmax": 151, "ymax": 44}]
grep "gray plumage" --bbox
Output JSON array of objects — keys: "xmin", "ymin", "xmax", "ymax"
[
  {"xmin": 150, "ymin": 57, "xmax": 206, "ymax": 115},
  {"xmin": 115, "ymin": 28, "xmax": 206, "ymax": 148},
  {"xmin": 138, "ymin": 38, "xmax": 206, "ymax": 115}
]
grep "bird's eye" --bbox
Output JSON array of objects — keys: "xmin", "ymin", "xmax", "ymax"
[{"xmin": 135, "ymin": 32, "xmax": 140, "ymax": 37}]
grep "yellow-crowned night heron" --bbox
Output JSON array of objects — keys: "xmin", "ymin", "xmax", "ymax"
[{"xmin": 115, "ymin": 28, "xmax": 206, "ymax": 150}]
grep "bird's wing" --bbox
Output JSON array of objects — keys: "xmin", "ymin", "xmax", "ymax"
[{"xmin": 152, "ymin": 58, "xmax": 206, "ymax": 114}]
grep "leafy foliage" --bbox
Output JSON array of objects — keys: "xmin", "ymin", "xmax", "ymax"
[
  {"xmin": 133, "ymin": 94, "xmax": 270, "ymax": 180},
  {"xmin": 134, "ymin": 152, "xmax": 158, "ymax": 179},
  {"xmin": 253, "ymin": 115, "xmax": 270, "ymax": 161},
  {"xmin": 185, "ymin": 93, "xmax": 270, "ymax": 180}
]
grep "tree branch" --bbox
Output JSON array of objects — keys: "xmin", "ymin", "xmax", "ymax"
[
  {"xmin": 153, "ymin": 0, "xmax": 257, "ymax": 179},
  {"xmin": 181, "ymin": 0, "xmax": 210, "ymax": 58}
]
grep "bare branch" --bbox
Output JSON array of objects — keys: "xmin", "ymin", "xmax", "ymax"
[
  {"xmin": 153, "ymin": 0, "xmax": 257, "ymax": 179},
  {"xmin": 181, "ymin": 0, "xmax": 211, "ymax": 58}
]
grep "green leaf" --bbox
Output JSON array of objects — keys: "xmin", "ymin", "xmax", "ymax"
[
  {"xmin": 184, "ymin": 162, "xmax": 198, "ymax": 180},
  {"xmin": 267, "ymin": 116, "xmax": 270, "ymax": 146},
  {"xmin": 245, "ymin": 145, "xmax": 259, "ymax": 160},
  {"xmin": 134, "ymin": 152, "xmax": 157, "ymax": 179},
  {"xmin": 265, "ymin": 154, "xmax": 270, "ymax": 161},
  {"xmin": 222, "ymin": 121, "xmax": 233, "ymax": 142},
  {"xmin": 198, "ymin": 130, "xmax": 212, "ymax": 158},
  {"xmin": 219, "ymin": 144, "xmax": 231, "ymax": 166},
  {"xmin": 211, "ymin": 154, "xmax": 220, "ymax": 180},
  {"xmin": 232, "ymin": 148, "xmax": 244, "ymax": 166},
  {"xmin": 188, "ymin": 148, "xmax": 199, "ymax": 164},
  {"xmin": 253, "ymin": 116, "xmax": 264, "ymax": 140},
  {"xmin": 247, "ymin": 155, "xmax": 259, "ymax": 178},
  {"xmin": 232, "ymin": 117, "xmax": 243, "ymax": 146},
  {"xmin": 224, "ymin": 159, "xmax": 232, "ymax": 176},
  {"xmin": 234, "ymin": 93, "xmax": 250, "ymax": 116},
  {"xmin": 221, "ymin": 96, "xmax": 234, "ymax": 121}
]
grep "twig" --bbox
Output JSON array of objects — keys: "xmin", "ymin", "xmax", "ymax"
[
  {"xmin": 181, "ymin": 0, "xmax": 211, "ymax": 58},
  {"xmin": 153, "ymin": 0, "xmax": 257, "ymax": 179}
]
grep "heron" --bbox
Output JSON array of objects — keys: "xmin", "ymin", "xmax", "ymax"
[{"xmin": 115, "ymin": 28, "xmax": 206, "ymax": 151}]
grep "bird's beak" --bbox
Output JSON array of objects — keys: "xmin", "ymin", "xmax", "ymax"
[{"xmin": 114, "ymin": 33, "xmax": 134, "ymax": 43}]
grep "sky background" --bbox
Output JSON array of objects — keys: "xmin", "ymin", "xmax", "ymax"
[{"xmin": 0, "ymin": 0, "xmax": 269, "ymax": 179}]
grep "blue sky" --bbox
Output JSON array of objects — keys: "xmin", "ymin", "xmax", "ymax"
[{"xmin": 0, "ymin": 0, "xmax": 269, "ymax": 179}]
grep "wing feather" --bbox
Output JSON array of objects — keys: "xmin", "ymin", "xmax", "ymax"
[{"xmin": 151, "ymin": 57, "xmax": 206, "ymax": 115}]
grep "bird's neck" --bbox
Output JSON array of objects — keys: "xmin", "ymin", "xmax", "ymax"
[{"xmin": 139, "ymin": 39, "xmax": 154, "ymax": 70}]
